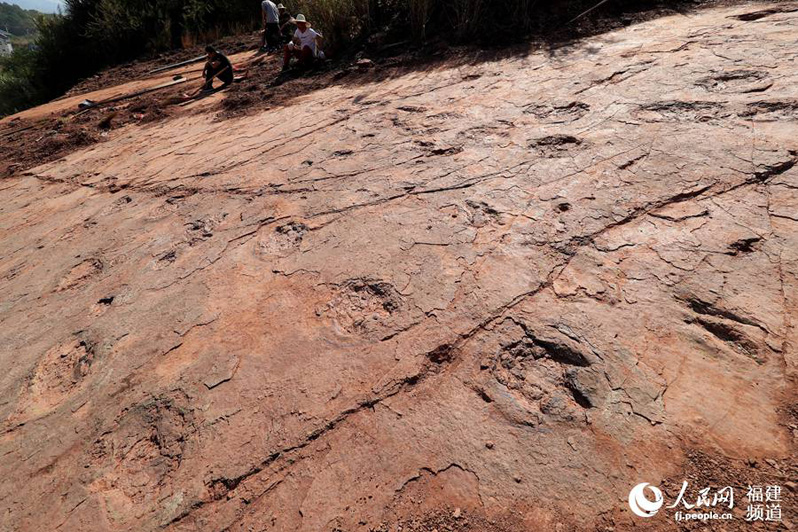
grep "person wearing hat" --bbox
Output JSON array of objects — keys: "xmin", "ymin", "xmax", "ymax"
[
  {"xmin": 260, "ymin": 0, "xmax": 281, "ymax": 52},
  {"xmin": 202, "ymin": 45, "xmax": 234, "ymax": 90},
  {"xmin": 282, "ymin": 14, "xmax": 323, "ymax": 70},
  {"xmin": 278, "ymin": 4, "xmax": 294, "ymax": 43}
]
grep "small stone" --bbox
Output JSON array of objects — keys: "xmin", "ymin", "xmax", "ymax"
[
  {"xmin": 485, "ymin": 441, "xmax": 494, "ymax": 449},
  {"xmin": 514, "ymin": 475, "xmax": 522, "ymax": 483},
  {"xmin": 356, "ymin": 58, "xmax": 374, "ymax": 70},
  {"xmin": 453, "ymin": 508, "xmax": 461, "ymax": 519}
]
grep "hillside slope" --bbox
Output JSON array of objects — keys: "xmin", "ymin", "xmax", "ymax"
[{"xmin": 1, "ymin": 3, "xmax": 797, "ymax": 531}]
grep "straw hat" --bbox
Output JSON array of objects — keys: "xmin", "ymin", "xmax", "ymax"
[
  {"xmin": 277, "ymin": 3, "xmax": 285, "ymax": 9},
  {"xmin": 293, "ymin": 14, "xmax": 308, "ymax": 23}
]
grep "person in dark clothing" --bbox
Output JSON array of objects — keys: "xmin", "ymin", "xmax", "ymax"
[
  {"xmin": 278, "ymin": 4, "xmax": 294, "ymax": 43},
  {"xmin": 202, "ymin": 46, "xmax": 234, "ymax": 91}
]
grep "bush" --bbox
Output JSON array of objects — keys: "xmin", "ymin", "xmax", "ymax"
[
  {"xmin": 0, "ymin": 47, "xmax": 38, "ymax": 116},
  {"xmin": 0, "ymin": 2, "xmax": 41, "ymax": 36}
]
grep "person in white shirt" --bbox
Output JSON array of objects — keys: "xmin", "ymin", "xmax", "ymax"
[
  {"xmin": 260, "ymin": 0, "xmax": 281, "ymax": 51},
  {"xmin": 282, "ymin": 14, "xmax": 323, "ymax": 70}
]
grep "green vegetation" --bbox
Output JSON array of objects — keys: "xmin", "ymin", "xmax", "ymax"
[
  {"xmin": 0, "ymin": 46, "xmax": 36, "ymax": 115},
  {"xmin": 0, "ymin": 3, "xmax": 49, "ymax": 116},
  {"xmin": 9, "ymin": 34, "xmax": 36, "ymax": 46},
  {"xmin": 0, "ymin": 2, "xmax": 41, "ymax": 35},
  {"xmin": 0, "ymin": 0, "xmax": 684, "ymax": 117}
]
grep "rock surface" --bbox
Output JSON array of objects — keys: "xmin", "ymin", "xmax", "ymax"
[{"xmin": 1, "ymin": 3, "xmax": 797, "ymax": 531}]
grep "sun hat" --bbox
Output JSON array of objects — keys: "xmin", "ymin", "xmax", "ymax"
[
  {"xmin": 277, "ymin": 3, "xmax": 285, "ymax": 8},
  {"xmin": 294, "ymin": 14, "xmax": 308, "ymax": 23}
]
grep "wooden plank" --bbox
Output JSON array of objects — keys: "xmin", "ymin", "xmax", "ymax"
[
  {"xmin": 148, "ymin": 55, "xmax": 206, "ymax": 75},
  {"xmin": 77, "ymin": 77, "xmax": 190, "ymax": 110},
  {"xmin": 0, "ymin": 123, "xmax": 39, "ymax": 139}
]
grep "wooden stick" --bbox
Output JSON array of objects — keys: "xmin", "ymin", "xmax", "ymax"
[
  {"xmin": 0, "ymin": 123, "xmax": 39, "ymax": 139},
  {"xmin": 148, "ymin": 54, "xmax": 207, "ymax": 75},
  {"xmin": 77, "ymin": 77, "xmax": 189, "ymax": 111},
  {"xmin": 568, "ymin": 0, "xmax": 614, "ymax": 24}
]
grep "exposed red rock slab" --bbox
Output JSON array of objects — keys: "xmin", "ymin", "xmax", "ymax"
[{"xmin": 0, "ymin": 3, "xmax": 796, "ymax": 531}]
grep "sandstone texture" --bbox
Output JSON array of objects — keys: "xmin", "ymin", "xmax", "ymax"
[{"xmin": 1, "ymin": 3, "xmax": 797, "ymax": 531}]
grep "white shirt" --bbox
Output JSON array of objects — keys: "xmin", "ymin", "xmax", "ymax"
[
  {"xmin": 262, "ymin": 0, "xmax": 279, "ymax": 23},
  {"xmin": 294, "ymin": 27, "xmax": 321, "ymax": 54}
]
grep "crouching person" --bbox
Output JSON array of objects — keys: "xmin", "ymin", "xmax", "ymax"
[
  {"xmin": 278, "ymin": 4, "xmax": 294, "ymax": 43},
  {"xmin": 282, "ymin": 14, "xmax": 323, "ymax": 71},
  {"xmin": 203, "ymin": 46, "xmax": 234, "ymax": 90}
]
